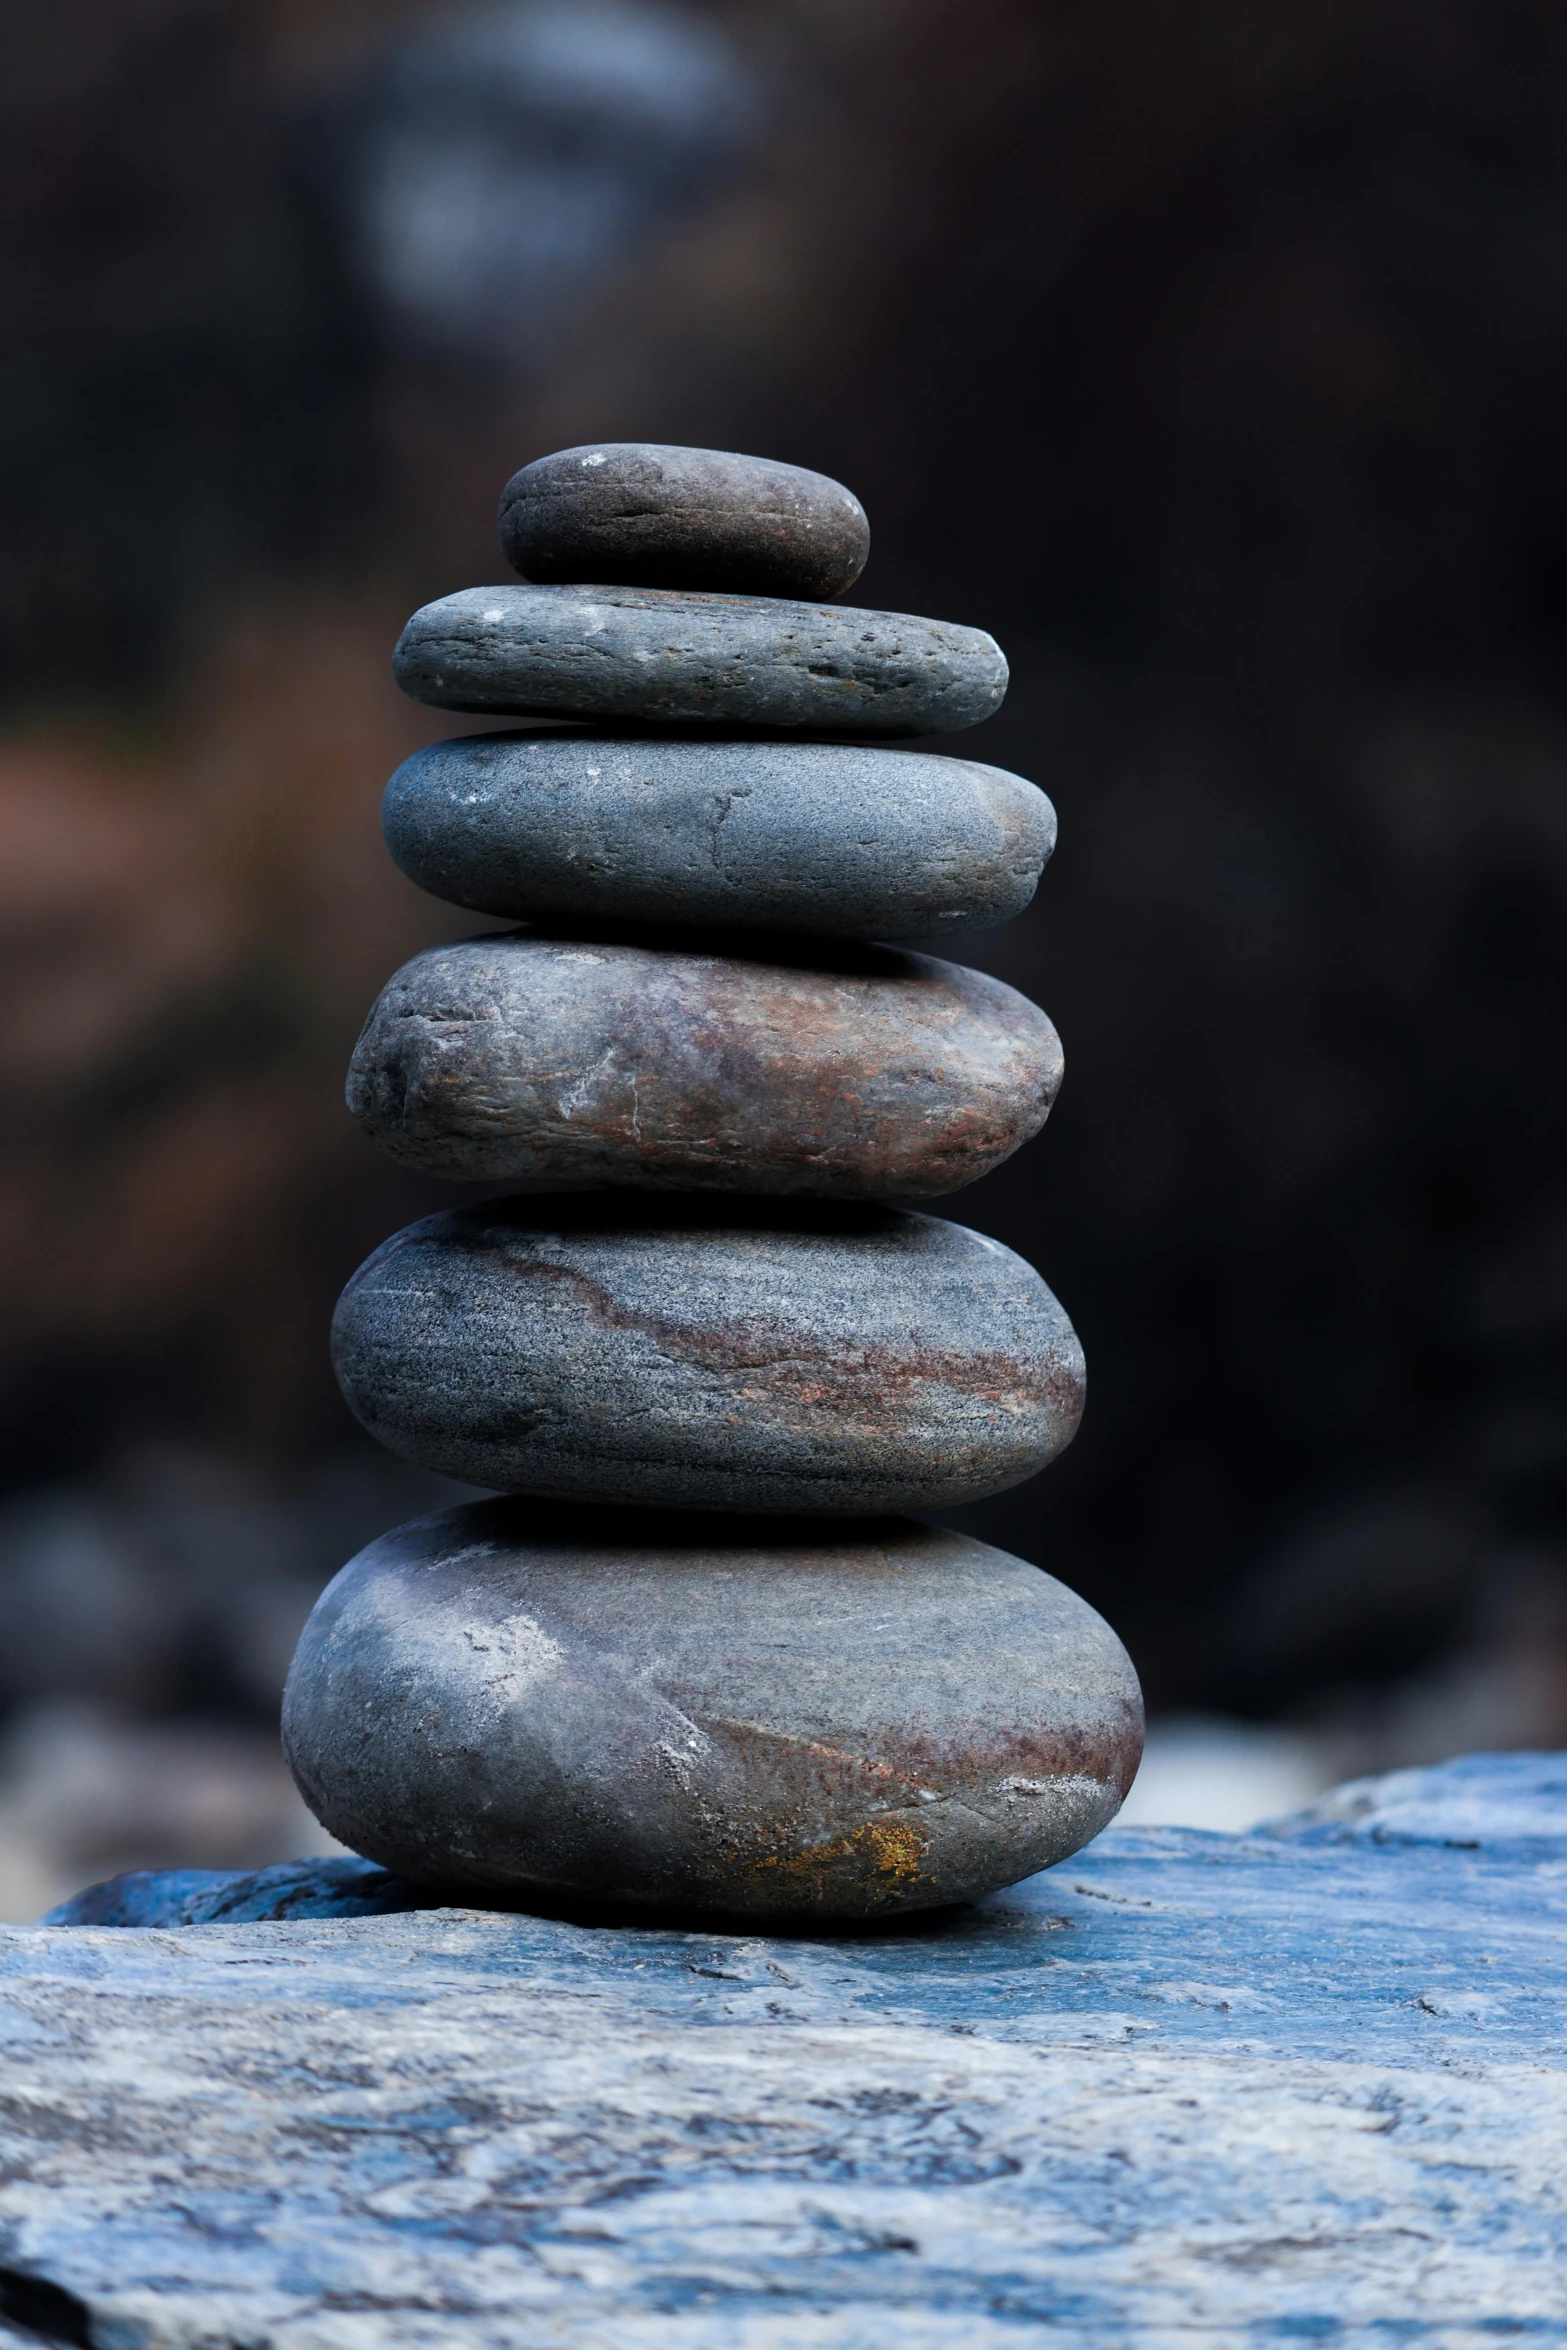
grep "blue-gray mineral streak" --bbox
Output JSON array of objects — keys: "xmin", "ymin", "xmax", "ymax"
[
  {"xmin": 281, "ymin": 1503, "xmax": 1142, "ymax": 1919},
  {"xmin": 391, "ymin": 584, "xmax": 1007, "ymax": 734},
  {"xmin": 330, "ymin": 1196, "xmax": 1084, "ymax": 1510},
  {"xmin": 346, "ymin": 931, "xmax": 1062, "ymax": 1196},
  {"xmin": 499, "ymin": 444, "xmax": 870, "ymax": 602},
  {"xmin": 382, "ymin": 732, "xmax": 1054, "ymax": 936}
]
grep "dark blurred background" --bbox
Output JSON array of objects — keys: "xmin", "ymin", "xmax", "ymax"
[{"xmin": 2, "ymin": 0, "xmax": 1565, "ymax": 1904}]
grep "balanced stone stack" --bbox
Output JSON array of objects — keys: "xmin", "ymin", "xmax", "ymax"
[{"xmin": 282, "ymin": 444, "xmax": 1143, "ymax": 1921}]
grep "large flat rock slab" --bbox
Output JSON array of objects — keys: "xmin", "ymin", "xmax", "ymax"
[{"xmin": 5, "ymin": 1754, "xmax": 1567, "ymax": 2346}]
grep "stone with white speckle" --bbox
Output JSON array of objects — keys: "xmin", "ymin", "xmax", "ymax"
[{"xmin": 392, "ymin": 585, "xmax": 1007, "ymax": 735}]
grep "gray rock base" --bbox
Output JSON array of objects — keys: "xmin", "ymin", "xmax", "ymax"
[
  {"xmin": 331, "ymin": 1196, "xmax": 1085, "ymax": 1510},
  {"xmin": 10, "ymin": 1754, "xmax": 1567, "ymax": 2346},
  {"xmin": 280, "ymin": 1503, "xmax": 1142, "ymax": 1919},
  {"xmin": 382, "ymin": 732, "xmax": 1054, "ymax": 938}
]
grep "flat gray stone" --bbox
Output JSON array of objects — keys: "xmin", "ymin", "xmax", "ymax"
[
  {"xmin": 392, "ymin": 585, "xmax": 1007, "ymax": 735},
  {"xmin": 281, "ymin": 1503, "xmax": 1141, "ymax": 1920},
  {"xmin": 382, "ymin": 732, "xmax": 1054, "ymax": 938},
  {"xmin": 346, "ymin": 932, "xmax": 1061, "ymax": 1196},
  {"xmin": 331, "ymin": 1197, "xmax": 1084, "ymax": 1511},
  {"xmin": 498, "ymin": 444, "xmax": 870, "ymax": 601},
  {"xmin": 6, "ymin": 1752, "xmax": 1567, "ymax": 2346}
]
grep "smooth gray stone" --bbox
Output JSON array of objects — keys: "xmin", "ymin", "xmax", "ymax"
[
  {"xmin": 331, "ymin": 1197, "xmax": 1084, "ymax": 1511},
  {"xmin": 346, "ymin": 932, "xmax": 1062, "ymax": 1197},
  {"xmin": 383, "ymin": 731, "xmax": 1055, "ymax": 938},
  {"xmin": 281, "ymin": 1503, "xmax": 1142, "ymax": 1921},
  {"xmin": 392, "ymin": 584, "xmax": 1007, "ymax": 735},
  {"xmin": 498, "ymin": 443, "xmax": 870, "ymax": 601},
  {"xmin": 10, "ymin": 1754, "xmax": 1567, "ymax": 2346}
]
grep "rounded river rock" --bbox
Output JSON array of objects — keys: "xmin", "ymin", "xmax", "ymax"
[
  {"xmin": 498, "ymin": 444, "xmax": 870, "ymax": 602},
  {"xmin": 282, "ymin": 1500, "xmax": 1142, "ymax": 1919},
  {"xmin": 346, "ymin": 932, "xmax": 1062, "ymax": 1197},
  {"xmin": 392, "ymin": 586, "xmax": 1006, "ymax": 735},
  {"xmin": 331, "ymin": 1197, "xmax": 1085, "ymax": 1512},
  {"xmin": 383, "ymin": 732, "xmax": 1054, "ymax": 938}
]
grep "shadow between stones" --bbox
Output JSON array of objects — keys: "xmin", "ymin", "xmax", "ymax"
[
  {"xmin": 0, "ymin": 2270, "xmax": 93, "ymax": 2348},
  {"xmin": 395, "ymin": 1871, "xmax": 989, "ymax": 1943}
]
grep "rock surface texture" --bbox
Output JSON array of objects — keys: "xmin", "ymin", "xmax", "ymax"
[
  {"xmin": 498, "ymin": 443, "xmax": 870, "ymax": 600},
  {"xmin": 282, "ymin": 1504, "xmax": 1141, "ymax": 1916},
  {"xmin": 392, "ymin": 584, "xmax": 1007, "ymax": 734},
  {"xmin": 14, "ymin": 1755, "xmax": 1567, "ymax": 2346},
  {"xmin": 347, "ymin": 932, "xmax": 1062, "ymax": 1194},
  {"xmin": 381, "ymin": 732, "xmax": 1055, "ymax": 936},
  {"xmin": 331, "ymin": 1199, "xmax": 1084, "ymax": 1510},
  {"xmin": 287, "ymin": 442, "xmax": 1128, "ymax": 1917}
]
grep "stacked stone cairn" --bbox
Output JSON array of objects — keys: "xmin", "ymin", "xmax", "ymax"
[{"xmin": 283, "ymin": 445, "xmax": 1144, "ymax": 1921}]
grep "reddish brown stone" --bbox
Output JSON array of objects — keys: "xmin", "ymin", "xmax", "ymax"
[
  {"xmin": 347, "ymin": 932, "xmax": 1062, "ymax": 1197},
  {"xmin": 330, "ymin": 1195, "xmax": 1086, "ymax": 1512}
]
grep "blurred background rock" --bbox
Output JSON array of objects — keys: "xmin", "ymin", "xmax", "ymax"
[{"xmin": 2, "ymin": 0, "xmax": 1565, "ymax": 1910}]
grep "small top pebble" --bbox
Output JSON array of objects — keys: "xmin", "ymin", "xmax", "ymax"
[{"xmin": 498, "ymin": 443, "xmax": 870, "ymax": 601}]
